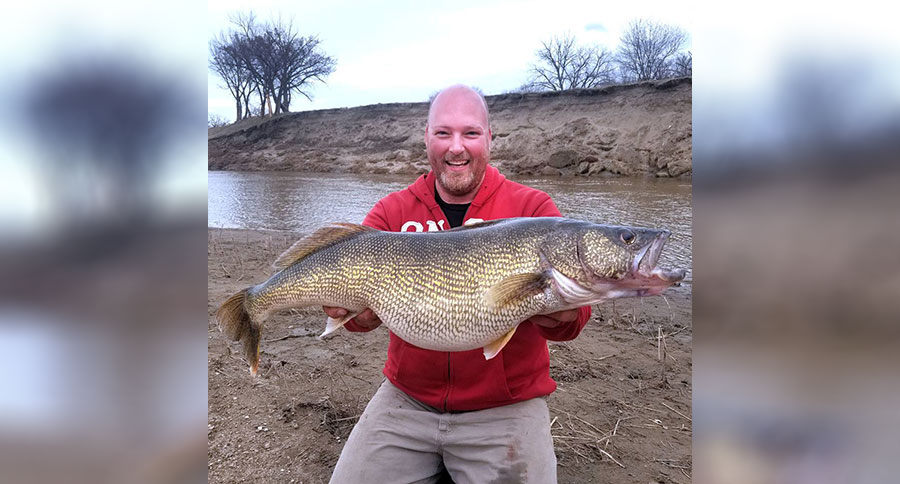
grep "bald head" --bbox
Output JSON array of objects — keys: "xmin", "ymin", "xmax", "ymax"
[
  {"xmin": 427, "ymin": 85, "xmax": 490, "ymax": 128},
  {"xmin": 423, "ymin": 84, "xmax": 492, "ymax": 204}
]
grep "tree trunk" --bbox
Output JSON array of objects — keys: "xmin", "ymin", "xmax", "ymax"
[
  {"xmin": 257, "ymin": 87, "xmax": 265, "ymax": 116},
  {"xmin": 242, "ymin": 92, "xmax": 252, "ymax": 118}
]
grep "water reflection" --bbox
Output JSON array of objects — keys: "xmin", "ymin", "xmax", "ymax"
[
  {"xmin": 208, "ymin": 171, "xmax": 692, "ymax": 271},
  {"xmin": 515, "ymin": 175, "xmax": 692, "ymax": 271}
]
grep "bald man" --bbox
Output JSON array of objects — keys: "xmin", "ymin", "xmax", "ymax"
[{"xmin": 325, "ymin": 85, "xmax": 591, "ymax": 483}]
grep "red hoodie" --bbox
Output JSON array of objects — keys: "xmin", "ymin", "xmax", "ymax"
[{"xmin": 346, "ymin": 165, "xmax": 591, "ymax": 411}]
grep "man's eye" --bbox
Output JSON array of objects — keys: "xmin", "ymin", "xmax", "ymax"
[{"xmin": 466, "ymin": 131, "xmax": 480, "ymax": 136}]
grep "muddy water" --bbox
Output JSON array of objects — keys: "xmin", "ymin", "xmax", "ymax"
[{"xmin": 207, "ymin": 171, "xmax": 692, "ymax": 271}]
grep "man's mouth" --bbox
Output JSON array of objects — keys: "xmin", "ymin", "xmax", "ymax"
[{"xmin": 445, "ymin": 159, "xmax": 470, "ymax": 167}]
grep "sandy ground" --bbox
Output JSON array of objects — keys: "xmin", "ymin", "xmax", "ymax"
[{"xmin": 208, "ymin": 228, "xmax": 692, "ymax": 484}]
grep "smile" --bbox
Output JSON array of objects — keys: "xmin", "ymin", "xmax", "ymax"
[{"xmin": 445, "ymin": 159, "xmax": 470, "ymax": 167}]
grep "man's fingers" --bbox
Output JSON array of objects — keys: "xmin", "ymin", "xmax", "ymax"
[
  {"xmin": 550, "ymin": 309, "xmax": 579, "ymax": 323},
  {"xmin": 530, "ymin": 309, "xmax": 579, "ymax": 328},
  {"xmin": 530, "ymin": 314, "xmax": 563, "ymax": 328},
  {"xmin": 323, "ymin": 306, "xmax": 348, "ymax": 318},
  {"xmin": 355, "ymin": 309, "xmax": 382, "ymax": 329}
]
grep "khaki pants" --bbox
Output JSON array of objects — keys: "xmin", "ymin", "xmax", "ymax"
[{"xmin": 329, "ymin": 379, "xmax": 557, "ymax": 484}]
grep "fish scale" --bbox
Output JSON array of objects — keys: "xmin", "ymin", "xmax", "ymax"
[{"xmin": 216, "ymin": 217, "xmax": 686, "ymax": 376}]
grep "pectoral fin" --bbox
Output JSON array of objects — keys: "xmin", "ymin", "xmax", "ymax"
[
  {"xmin": 483, "ymin": 326, "xmax": 518, "ymax": 360},
  {"xmin": 486, "ymin": 272, "xmax": 549, "ymax": 309},
  {"xmin": 319, "ymin": 312, "xmax": 360, "ymax": 339}
]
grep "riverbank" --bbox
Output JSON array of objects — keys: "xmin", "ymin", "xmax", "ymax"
[
  {"xmin": 208, "ymin": 77, "xmax": 691, "ymax": 178},
  {"xmin": 207, "ymin": 227, "xmax": 692, "ymax": 483}
]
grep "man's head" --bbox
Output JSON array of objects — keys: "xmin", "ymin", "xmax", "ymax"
[{"xmin": 425, "ymin": 85, "xmax": 492, "ymax": 204}]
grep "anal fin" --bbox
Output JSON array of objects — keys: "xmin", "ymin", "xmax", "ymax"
[
  {"xmin": 483, "ymin": 326, "xmax": 518, "ymax": 360},
  {"xmin": 319, "ymin": 312, "xmax": 360, "ymax": 339}
]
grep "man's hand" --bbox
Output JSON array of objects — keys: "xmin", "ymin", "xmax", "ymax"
[
  {"xmin": 529, "ymin": 309, "xmax": 580, "ymax": 329},
  {"xmin": 323, "ymin": 306, "xmax": 382, "ymax": 330}
]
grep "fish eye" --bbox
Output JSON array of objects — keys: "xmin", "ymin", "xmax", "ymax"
[{"xmin": 619, "ymin": 230, "xmax": 635, "ymax": 245}]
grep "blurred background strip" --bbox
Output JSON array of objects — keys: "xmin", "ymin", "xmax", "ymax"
[
  {"xmin": 694, "ymin": 3, "xmax": 900, "ymax": 484},
  {"xmin": 0, "ymin": 1, "xmax": 207, "ymax": 483}
]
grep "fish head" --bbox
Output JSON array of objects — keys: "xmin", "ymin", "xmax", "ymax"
[
  {"xmin": 580, "ymin": 224, "xmax": 686, "ymax": 298},
  {"xmin": 544, "ymin": 222, "xmax": 686, "ymax": 305}
]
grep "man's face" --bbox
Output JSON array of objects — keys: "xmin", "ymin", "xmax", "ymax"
[{"xmin": 424, "ymin": 88, "xmax": 491, "ymax": 202}]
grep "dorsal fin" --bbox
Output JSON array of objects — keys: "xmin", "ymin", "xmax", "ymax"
[{"xmin": 273, "ymin": 223, "xmax": 375, "ymax": 270}]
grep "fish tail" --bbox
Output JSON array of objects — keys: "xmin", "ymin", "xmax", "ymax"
[{"xmin": 216, "ymin": 288, "xmax": 261, "ymax": 376}]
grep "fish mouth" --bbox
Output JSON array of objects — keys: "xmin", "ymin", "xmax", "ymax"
[{"xmin": 630, "ymin": 232, "xmax": 686, "ymax": 284}]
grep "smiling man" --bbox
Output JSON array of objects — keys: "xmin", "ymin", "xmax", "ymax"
[
  {"xmin": 325, "ymin": 84, "xmax": 592, "ymax": 484},
  {"xmin": 426, "ymin": 85, "xmax": 491, "ymax": 203}
]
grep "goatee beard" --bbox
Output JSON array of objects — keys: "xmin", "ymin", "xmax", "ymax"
[{"xmin": 438, "ymin": 171, "xmax": 478, "ymax": 196}]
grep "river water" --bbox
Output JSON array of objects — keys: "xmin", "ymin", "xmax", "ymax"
[{"xmin": 207, "ymin": 171, "xmax": 692, "ymax": 271}]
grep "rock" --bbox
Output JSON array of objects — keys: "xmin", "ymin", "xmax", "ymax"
[
  {"xmin": 540, "ymin": 166, "xmax": 563, "ymax": 176},
  {"xmin": 596, "ymin": 128, "xmax": 619, "ymax": 147},
  {"xmin": 614, "ymin": 147, "xmax": 643, "ymax": 166},
  {"xmin": 392, "ymin": 149, "xmax": 411, "ymax": 161},
  {"xmin": 666, "ymin": 157, "xmax": 692, "ymax": 177},
  {"xmin": 587, "ymin": 162, "xmax": 608, "ymax": 176},
  {"xmin": 514, "ymin": 155, "xmax": 544, "ymax": 169},
  {"xmin": 548, "ymin": 150, "xmax": 578, "ymax": 168}
]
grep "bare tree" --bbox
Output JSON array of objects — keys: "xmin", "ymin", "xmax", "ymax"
[
  {"xmin": 209, "ymin": 33, "xmax": 253, "ymax": 122},
  {"xmin": 227, "ymin": 12, "xmax": 267, "ymax": 117},
  {"xmin": 616, "ymin": 19, "xmax": 689, "ymax": 81},
  {"xmin": 210, "ymin": 12, "xmax": 336, "ymax": 118},
  {"xmin": 508, "ymin": 81, "xmax": 544, "ymax": 94},
  {"xmin": 208, "ymin": 113, "xmax": 228, "ymax": 128},
  {"xmin": 267, "ymin": 18, "xmax": 336, "ymax": 112},
  {"xmin": 672, "ymin": 51, "xmax": 692, "ymax": 77},
  {"xmin": 528, "ymin": 34, "xmax": 615, "ymax": 91}
]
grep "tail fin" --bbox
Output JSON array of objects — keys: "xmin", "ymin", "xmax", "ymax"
[{"xmin": 216, "ymin": 288, "xmax": 261, "ymax": 376}]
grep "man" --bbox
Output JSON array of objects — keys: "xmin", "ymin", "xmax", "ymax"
[{"xmin": 325, "ymin": 85, "xmax": 591, "ymax": 483}]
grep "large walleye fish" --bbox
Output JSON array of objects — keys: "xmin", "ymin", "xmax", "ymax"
[{"xmin": 216, "ymin": 217, "xmax": 685, "ymax": 375}]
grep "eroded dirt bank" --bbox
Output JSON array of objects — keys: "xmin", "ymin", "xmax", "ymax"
[{"xmin": 208, "ymin": 77, "xmax": 691, "ymax": 178}]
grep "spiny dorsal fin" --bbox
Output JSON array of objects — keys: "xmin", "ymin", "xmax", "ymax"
[
  {"xmin": 273, "ymin": 223, "xmax": 376, "ymax": 270},
  {"xmin": 486, "ymin": 272, "xmax": 550, "ymax": 309}
]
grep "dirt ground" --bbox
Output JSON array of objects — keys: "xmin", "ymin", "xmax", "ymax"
[{"xmin": 208, "ymin": 228, "xmax": 692, "ymax": 484}]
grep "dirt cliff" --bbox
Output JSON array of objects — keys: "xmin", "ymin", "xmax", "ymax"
[{"xmin": 208, "ymin": 77, "xmax": 691, "ymax": 178}]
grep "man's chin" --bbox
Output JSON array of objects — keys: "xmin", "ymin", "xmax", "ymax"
[{"xmin": 438, "ymin": 173, "xmax": 476, "ymax": 196}]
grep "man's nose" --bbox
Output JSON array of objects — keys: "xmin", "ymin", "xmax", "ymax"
[{"xmin": 449, "ymin": 134, "xmax": 464, "ymax": 154}]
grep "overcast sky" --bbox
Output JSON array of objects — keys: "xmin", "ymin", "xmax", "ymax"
[{"xmin": 207, "ymin": 0, "xmax": 693, "ymax": 121}]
